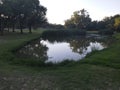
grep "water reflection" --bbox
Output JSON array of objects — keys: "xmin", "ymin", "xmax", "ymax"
[
  {"xmin": 17, "ymin": 37, "xmax": 108, "ymax": 63},
  {"xmin": 17, "ymin": 39, "xmax": 48, "ymax": 61}
]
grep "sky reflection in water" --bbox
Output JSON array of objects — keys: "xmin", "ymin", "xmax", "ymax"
[{"xmin": 40, "ymin": 40, "xmax": 105, "ymax": 63}]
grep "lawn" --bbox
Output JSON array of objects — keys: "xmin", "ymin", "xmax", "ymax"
[{"xmin": 0, "ymin": 30, "xmax": 120, "ymax": 90}]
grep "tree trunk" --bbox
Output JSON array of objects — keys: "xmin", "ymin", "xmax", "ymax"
[
  {"xmin": 1, "ymin": 28, "xmax": 4, "ymax": 36},
  {"xmin": 8, "ymin": 27, "xmax": 10, "ymax": 32},
  {"xmin": 1, "ymin": 24, "xmax": 4, "ymax": 36},
  {"xmin": 0, "ymin": 18, "xmax": 1, "ymax": 35},
  {"xmin": 12, "ymin": 24, "xmax": 15, "ymax": 32},
  {"xmin": 29, "ymin": 25, "xmax": 32, "ymax": 34},
  {"xmin": 0, "ymin": 17, "xmax": 4, "ymax": 36},
  {"xmin": 19, "ymin": 19, "xmax": 23, "ymax": 34},
  {"xmin": 20, "ymin": 26, "xmax": 23, "ymax": 34}
]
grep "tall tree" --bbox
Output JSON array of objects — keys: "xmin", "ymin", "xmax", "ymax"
[
  {"xmin": 65, "ymin": 9, "xmax": 91, "ymax": 29},
  {"xmin": 0, "ymin": 0, "xmax": 5, "ymax": 35},
  {"xmin": 1, "ymin": 0, "xmax": 16, "ymax": 32},
  {"xmin": 0, "ymin": 0, "xmax": 47, "ymax": 34},
  {"xmin": 26, "ymin": 1, "xmax": 47, "ymax": 33},
  {"xmin": 102, "ymin": 16, "xmax": 114, "ymax": 30}
]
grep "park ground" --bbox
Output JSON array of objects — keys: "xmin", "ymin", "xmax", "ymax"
[{"xmin": 0, "ymin": 29, "xmax": 120, "ymax": 90}]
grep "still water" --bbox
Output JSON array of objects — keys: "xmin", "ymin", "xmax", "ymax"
[{"xmin": 17, "ymin": 36, "xmax": 109, "ymax": 63}]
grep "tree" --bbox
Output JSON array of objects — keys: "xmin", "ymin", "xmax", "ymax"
[
  {"xmin": 0, "ymin": 0, "xmax": 5, "ymax": 35},
  {"xmin": 64, "ymin": 19, "xmax": 76, "ymax": 29},
  {"xmin": 26, "ymin": 3, "xmax": 47, "ymax": 33},
  {"xmin": 87, "ymin": 21, "xmax": 98, "ymax": 30},
  {"xmin": 0, "ymin": 0, "xmax": 47, "ymax": 34},
  {"xmin": 102, "ymin": 16, "xmax": 114, "ymax": 30},
  {"xmin": 1, "ymin": 0, "xmax": 17, "ymax": 32},
  {"xmin": 114, "ymin": 16, "xmax": 120, "ymax": 32},
  {"xmin": 14, "ymin": 0, "xmax": 47, "ymax": 33},
  {"xmin": 64, "ymin": 9, "xmax": 91, "ymax": 29}
]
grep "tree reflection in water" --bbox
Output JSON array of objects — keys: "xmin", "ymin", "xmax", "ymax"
[
  {"xmin": 69, "ymin": 38, "xmax": 105, "ymax": 54},
  {"xmin": 18, "ymin": 39, "xmax": 48, "ymax": 61}
]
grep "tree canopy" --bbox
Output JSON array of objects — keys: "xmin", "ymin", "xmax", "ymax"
[
  {"xmin": 0, "ymin": 0, "xmax": 47, "ymax": 35},
  {"xmin": 65, "ymin": 9, "xmax": 91, "ymax": 29},
  {"xmin": 114, "ymin": 16, "xmax": 120, "ymax": 32},
  {"xmin": 64, "ymin": 8, "xmax": 120, "ymax": 34}
]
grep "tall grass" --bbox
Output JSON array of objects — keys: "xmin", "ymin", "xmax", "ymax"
[
  {"xmin": 98, "ymin": 29, "xmax": 114, "ymax": 35},
  {"xmin": 42, "ymin": 29, "xmax": 86, "ymax": 37}
]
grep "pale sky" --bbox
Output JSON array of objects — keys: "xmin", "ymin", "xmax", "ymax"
[{"xmin": 40, "ymin": 0, "xmax": 120, "ymax": 25}]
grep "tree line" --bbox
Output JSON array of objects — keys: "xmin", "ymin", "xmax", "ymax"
[
  {"xmin": 0, "ymin": 0, "xmax": 47, "ymax": 35},
  {"xmin": 64, "ymin": 9, "xmax": 120, "ymax": 33}
]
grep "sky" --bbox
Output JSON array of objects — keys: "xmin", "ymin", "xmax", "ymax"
[{"xmin": 40, "ymin": 0, "xmax": 120, "ymax": 25}]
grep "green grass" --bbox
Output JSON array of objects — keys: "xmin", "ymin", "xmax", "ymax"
[{"xmin": 0, "ymin": 30, "xmax": 120, "ymax": 90}]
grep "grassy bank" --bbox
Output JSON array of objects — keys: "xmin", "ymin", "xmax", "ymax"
[
  {"xmin": 0, "ymin": 30, "xmax": 120, "ymax": 90},
  {"xmin": 80, "ymin": 33, "xmax": 120, "ymax": 69}
]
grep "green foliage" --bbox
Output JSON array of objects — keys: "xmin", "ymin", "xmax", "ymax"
[
  {"xmin": 64, "ymin": 19, "xmax": 76, "ymax": 29},
  {"xmin": 89, "ymin": 17, "xmax": 114, "ymax": 31},
  {"xmin": 85, "ymin": 14, "xmax": 120, "ymax": 33},
  {"xmin": 64, "ymin": 9, "xmax": 91, "ymax": 29},
  {"xmin": 0, "ymin": 0, "xmax": 47, "ymax": 34},
  {"xmin": 114, "ymin": 16, "xmax": 120, "ymax": 32}
]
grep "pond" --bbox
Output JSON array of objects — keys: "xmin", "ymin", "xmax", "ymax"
[{"xmin": 16, "ymin": 36, "xmax": 112, "ymax": 63}]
